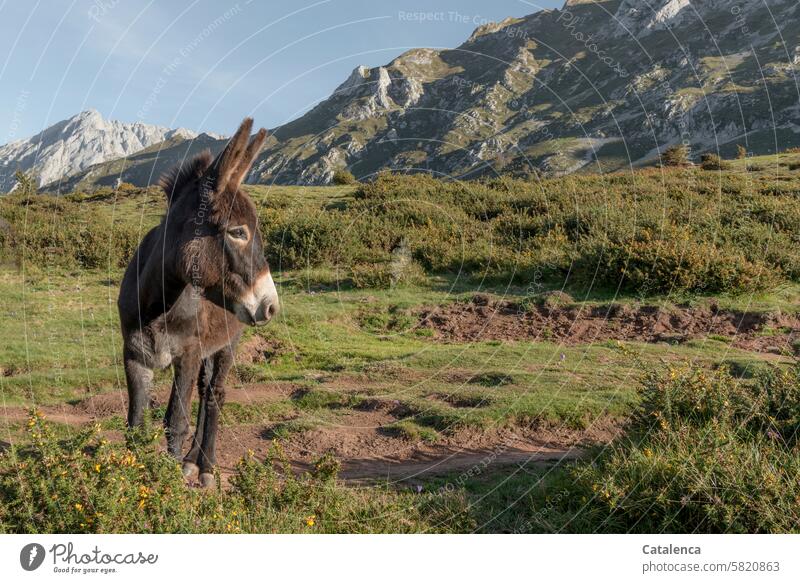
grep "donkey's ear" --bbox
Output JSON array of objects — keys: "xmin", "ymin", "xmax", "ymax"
[
  {"xmin": 229, "ymin": 128, "xmax": 267, "ymax": 189},
  {"xmin": 207, "ymin": 118, "xmax": 267, "ymax": 195}
]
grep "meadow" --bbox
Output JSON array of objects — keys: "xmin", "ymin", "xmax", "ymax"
[{"xmin": 0, "ymin": 154, "xmax": 799, "ymax": 533}]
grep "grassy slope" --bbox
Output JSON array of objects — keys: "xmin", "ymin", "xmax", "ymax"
[{"xmin": 2, "ymin": 155, "xmax": 800, "ymax": 533}]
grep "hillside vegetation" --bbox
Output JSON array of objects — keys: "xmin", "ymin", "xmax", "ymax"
[{"xmin": 5, "ymin": 157, "xmax": 800, "ymax": 296}]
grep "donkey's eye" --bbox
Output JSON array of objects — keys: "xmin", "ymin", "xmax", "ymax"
[{"xmin": 226, "ymin": 226, "xmax": 249, "ymax": 241}]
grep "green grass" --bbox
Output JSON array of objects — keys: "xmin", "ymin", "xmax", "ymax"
[
  {"xmin": 1, "ymin": 266, "xmax": 795, "ymax": 479},
  {"xmin": 0, "ymin": 268, "xmax": 793, "ymax": 431}
]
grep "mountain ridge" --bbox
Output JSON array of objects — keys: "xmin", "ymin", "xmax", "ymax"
[
  {"xmin": 249, "ymin": 0, "xmax": 800, "ymax": 184},
  {"xmin": 0, "ymin": 109, "xmax": 211, "ymax": 191},
  {"xmin": 7, "ymin": 0, "xmax": 800, "ymax": 191}
]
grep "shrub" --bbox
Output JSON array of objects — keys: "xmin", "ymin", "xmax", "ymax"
[
  {"xmin": 13, "ymin": 170, "xmax": 37, "ymax": 197},
  {"xmin": 350, "ymin": 260, "xmax": 427, "ymax": 289},
  {"xmin": 0, "ymin": 411, "xmax": 466, "ymax": 533},
  {"xmin": 737, "ymin": 144, "xmax": 748, "ymax": 159},
  {"xmin": 6, "ymin": 166, "xmax": 800, "ymax": 295},
  {"xmin": 0, "ymin": 194, "xmax": 140, "ymax": 269},
  {"xmin": 575, "ymin": 226, "xmax": 773, "ymax": 294},
  {"xmin": 331, "ymin": 168, "xmax": 357, "ymax": 185},
  {"xmin": 661, "ymin": 145, "xmax": 691, "ymax": 167},
  {"xmin": 264, "ymin": 209, "xmax": 360, "ymax": 269},
  {"xmin": 527, "ymin": 364, "xmax": 800, "ymax": 533},
  {"xmin": 700, "ymin": 153, "xmax": 731, "ymax": 171}
]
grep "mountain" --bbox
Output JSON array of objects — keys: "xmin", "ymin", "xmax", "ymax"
[
  {"xmin": 45, "ymin": 132, "xmax": 227, "ymax": 193},
  {"xmin": 0, "ymin": 109, "xmax": 201, "ymax": 191},
  {"xmin": 248, "ymin": 0, "xmax": 800, "ymax": 184},
  {"xmin": 12, "ymin": 0, "xmax": 800, "ymax": 191}
]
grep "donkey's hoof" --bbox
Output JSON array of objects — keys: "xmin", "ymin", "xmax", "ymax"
[
  {"xmin": 182, "ymin": 462, "xmax": 199, "ymax": 481},
  {"xmin": 198, "ymin": 473, "xmax": 215, "ymax": 489}
]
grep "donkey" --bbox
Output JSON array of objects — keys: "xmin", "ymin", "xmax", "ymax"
[{"xmin": 118, "ymin": 118, "xmax": 278, "ymax": 487}]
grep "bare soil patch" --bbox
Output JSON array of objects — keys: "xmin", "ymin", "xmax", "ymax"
[
  {"xmin": 235, "ymin": 335, "xmax": 286, "ymax": 365},
  {"xmin": 419, "ymin": 295, "xmax": 800, "ymax": 353},
  {"xmin": 212, "ymin": 404, "xmax": 618, "ymax": 483}
]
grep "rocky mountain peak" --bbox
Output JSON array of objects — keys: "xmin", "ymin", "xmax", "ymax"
[
  {"xmin": 612, "ymin": 0, "xmax": 693, "ymax": 37},
  {"xmin": 0, "ymin": 110, "xmax": 199, "ymax": 190}
]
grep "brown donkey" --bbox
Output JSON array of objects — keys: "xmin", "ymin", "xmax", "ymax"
[{"xmin": 118, "ymin": 118, "xmax": 278, "ymax": 487}]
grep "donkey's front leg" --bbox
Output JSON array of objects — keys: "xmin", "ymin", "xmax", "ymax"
[
  {"xmin": 164, "ymin": 348, "xmax": 202, "ymax": 459},
  {"xmin": 196, "ymin": 344, "xmax": 236, "ymax": 488},
  {"xmin": 181, "ymin": 357, "xmax": 214, "ymax": 481},
  {"xmin": 124, "ymin": 347, "xmax": 153, "ymax": 428}
]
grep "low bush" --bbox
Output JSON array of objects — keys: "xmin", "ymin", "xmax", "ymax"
[
  {"xmin": 2, "ymin": 363, "xmax": 798, "ymax": 533},
  {"xmin": 533, "ymin": 364, "xmax": 800, "ymax": 533},
  {"xmin": 331, "ymin": 169, "xmax": 357, "ymax": 185},
  {"xmin": 661, "ymin": 145, "xmax": 691, "ymax": 167},
  {"xmin": 574, "ymin": 225, "xmax": 773, "ymax": 294},
  {"xmin": 0, "ymin": 195, "xmax": 140, "ymax": 269},
  {"xmin": 0, "ymin": 413, "xmax": 465, "ymax": 533},
  {"xmin": 700, "ymin": 153, "xmax": 731, "ymax": 171},
  {"xmin": 5, "ymin": 168, "xmax": 800, "ymax": 296}
]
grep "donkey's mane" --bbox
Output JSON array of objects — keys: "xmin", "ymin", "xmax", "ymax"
[{"xmin": 158, "ymin": 149, "xmax": 214, "ymax": 204}]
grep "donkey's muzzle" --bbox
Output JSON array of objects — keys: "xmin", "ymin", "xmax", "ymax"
[
  {"xmin": 235, "ymin": 270, "xmax": 279, "ymax": 326},
  {"xmin": 244, "ymin": 296, "xmax": 279, "ymax": 326}
]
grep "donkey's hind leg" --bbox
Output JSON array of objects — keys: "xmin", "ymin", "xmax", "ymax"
[
  {"xmin": 124, "ymin": 348, "xmax": 153, "ymax": 428},
  {"xmin": 182, "ymin": 357, "xmax": 214, "ymax": 481},
  {"xmin": 197, "ymin": 344, "xmax": 236, "ymax": 488}
]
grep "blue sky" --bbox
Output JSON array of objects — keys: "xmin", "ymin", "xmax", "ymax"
[{"xmin": 0, "ymin": 0, "xmax": 563, "ymax": 141}]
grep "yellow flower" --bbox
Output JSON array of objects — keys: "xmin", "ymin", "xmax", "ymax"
[
  {"xmin": 138, "ymin": 499, "xmax": 146, "ymax": 510},
  {"xmin": 643, "ymin": 448, "xmax": 653, "ymax": 458},
  {"xmin": 94, "ymin": 464, "xmax": 101, "ymax": 473},
  {"xmin": 75, "ymin": 503, "xmax": 83, "ymax": 512},
  {"xmin": 305, "ymin": 515, "xmax": 315, "ymax": 527}
]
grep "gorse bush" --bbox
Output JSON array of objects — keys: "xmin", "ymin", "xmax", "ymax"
[
  {"xmin": 661, "ymin": 145, "xmax": 691, "ymax": 167},
  {"xmin": 0, "ymin": 412, "xmax": 466, "ymax": 533},
  {"xmin": 0, "ymin": 194, "xmax": 140, "ymax": 269},
  {"xmin": 552, "ymin": 364, "xmax": 800, "ymax": 533},
  {"xmin": 13, "ymin": 170, "xmax": 38, "ymax": 197},
  {"xmin": 4, "ymin": 167, "xmax": 800, "ymax": 295},
  {"xmin": 4, "ymin": 364, "xmax": 797, "ymax": 533},
  {"xmin": 576, "ymin": 225, "xmax": 772, "ymax": 294},
  {"xmin": 737, "ymin": 144, "xmax": 748, "ymax": 159},
  {"xmin": 700, "ymin": 153, "xmax": 730, "ymax": 171},
  {"xmin": 331, "ymin": 168, "xmax": 357, "ymax": 185}
]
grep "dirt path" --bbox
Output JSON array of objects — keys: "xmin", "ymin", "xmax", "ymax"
[
  {"xmin": 1, "ymin": 382, "xmax": 614, "ymax": 484},
  {"xmin": 209, "ymin": 407, "xmax": 613, "ymax": 483},
  {"xmin": 334, "ymin": 442, "xmax": 583, "ymax": 482}
]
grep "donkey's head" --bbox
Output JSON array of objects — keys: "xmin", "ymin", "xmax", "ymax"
[{"xmin": 159, "ymin": 118, "xmax": 278, "ymax": 326}]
